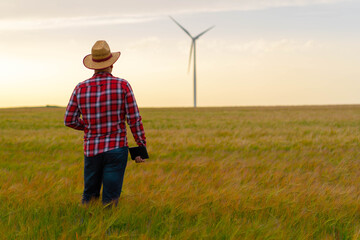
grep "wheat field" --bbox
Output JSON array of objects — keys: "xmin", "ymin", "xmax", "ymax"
[{"xmin": 1, "ymin": 105, "xmax": 360, "ymax": 239}]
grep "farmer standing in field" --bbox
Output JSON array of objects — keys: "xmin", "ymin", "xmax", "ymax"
[{"xmin": 64, "ymin": 40, "xmax": 146, "ymax": 206}]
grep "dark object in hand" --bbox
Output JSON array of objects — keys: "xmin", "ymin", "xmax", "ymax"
[{"xmin": 129, "ymin": 146, "xmax": 149, "ymax": 160}]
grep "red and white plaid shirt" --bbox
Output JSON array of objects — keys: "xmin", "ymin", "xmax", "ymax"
[{"xmin": 64, "ymin": 72, "xmax": 146, "ymax": 157}]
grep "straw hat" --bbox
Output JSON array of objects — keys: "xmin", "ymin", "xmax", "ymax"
[{"xmin": 83, "ymin": 40, "xmax": 121, "ymax": 70}]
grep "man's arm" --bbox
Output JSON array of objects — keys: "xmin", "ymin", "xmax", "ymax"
[
  {"xmin": 64, "ymin": 86, "xmax": 85, "ymax": 131},
  {"xmin": 124, "ymin": 82, "xmax": 146, "ymax": 147}
]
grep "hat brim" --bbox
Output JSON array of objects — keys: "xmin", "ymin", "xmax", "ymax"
[{"xmin": 83, "ymin": 52, "xmax": 121, "ymax": 70}]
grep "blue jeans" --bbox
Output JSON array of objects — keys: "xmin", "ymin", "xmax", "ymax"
[{"xmin": 82, "ymin": 147, "xmax": 128, "ymax": 205}]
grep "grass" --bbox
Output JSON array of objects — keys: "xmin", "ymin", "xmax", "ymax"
[{"xmin": 1, "ymin": 105, "xmax": 360, "ymax": 239}]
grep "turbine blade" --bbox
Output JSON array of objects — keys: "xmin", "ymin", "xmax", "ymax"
[
  {"xmin": 169, "ymin": 16, "xmax": 193, "ymax": 38},
  {"xmin": 188, "ymin": 41, "xmax": 194, "ymax": 73},
  {"xmin": 194, "ymin": 26, "xmax": 215, "ymax": 39}
]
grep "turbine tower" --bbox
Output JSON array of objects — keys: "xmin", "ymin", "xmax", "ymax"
[{"xmin": 170, "ymin": 16, "xmax": 214, "ymax": 108}]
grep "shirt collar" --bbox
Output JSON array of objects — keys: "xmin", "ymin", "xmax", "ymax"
[{"xmin": 93, "ymin": 71, "xmax": 113, "ymax": 77}]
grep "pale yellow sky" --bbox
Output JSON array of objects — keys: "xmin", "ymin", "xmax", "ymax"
[{"xmin": 0, "ymin": 0, "xmax": 359, "ymax": 107}]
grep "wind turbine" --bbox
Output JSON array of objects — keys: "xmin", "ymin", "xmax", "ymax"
[{"xmin": 170, "ymin": 16, "xmax": 214, "ymax": 108}]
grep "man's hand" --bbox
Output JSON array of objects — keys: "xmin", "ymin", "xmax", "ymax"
[{"xmin": 135, "ymin": 156, "xmax": 145, "ymax": 163}]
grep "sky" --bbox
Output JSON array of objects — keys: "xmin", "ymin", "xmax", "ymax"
[{"xmin": 0, "ymin": 0, "xmax": 359, "ymax": 108}]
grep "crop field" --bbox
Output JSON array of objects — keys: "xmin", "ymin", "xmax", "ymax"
[{"xmin": 1, "ymin": 105, "xmax": 360, "ymax": 239}]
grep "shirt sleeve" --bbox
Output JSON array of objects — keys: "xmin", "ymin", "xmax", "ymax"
[
  {"xmin": 64, "ymin": 85, "xmax": 85, "ymax": 131},
  {"xmin": 124, "ymin": 82, "xmax": 146, "ymax": 146}
]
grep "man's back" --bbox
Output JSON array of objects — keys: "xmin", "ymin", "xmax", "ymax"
[
  {"xmin": 79, "ymin": 73, "xmax": 128, "ymax": 135},
  {"xmin": 65, "ymin": 72, "xmax": 146, "ymax": 157}
]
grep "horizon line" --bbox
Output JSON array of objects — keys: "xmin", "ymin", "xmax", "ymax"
[{"xmin": 1, "ymin": 103, "xmax": 360, "ymax": 110}]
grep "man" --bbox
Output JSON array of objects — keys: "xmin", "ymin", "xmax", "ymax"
[{"xmin": 64, "ymin": 40, "xmax": 146, "ymax": 206}]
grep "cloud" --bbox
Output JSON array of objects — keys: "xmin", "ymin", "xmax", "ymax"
[
  {"xmin": 0, "ymin": 15, "xmax": 158, "ymax": 31},
  {"xmin": 0, "ymin": 0, "xmax": 349, "ymax": 18},
  {"xmin": 204, "ymin": 39, "xmax": 319, "ymax": 54},
  {"xmin": 233, "ymin": 39, "xmax": 317, "ymax": 53},
  {"xmin": 0, "ymin": 0, "xmax": 349, "ymax": 30},
  {"xmin": 128, "ymin": 37, "xmax": 161, "ymax": 49}
]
